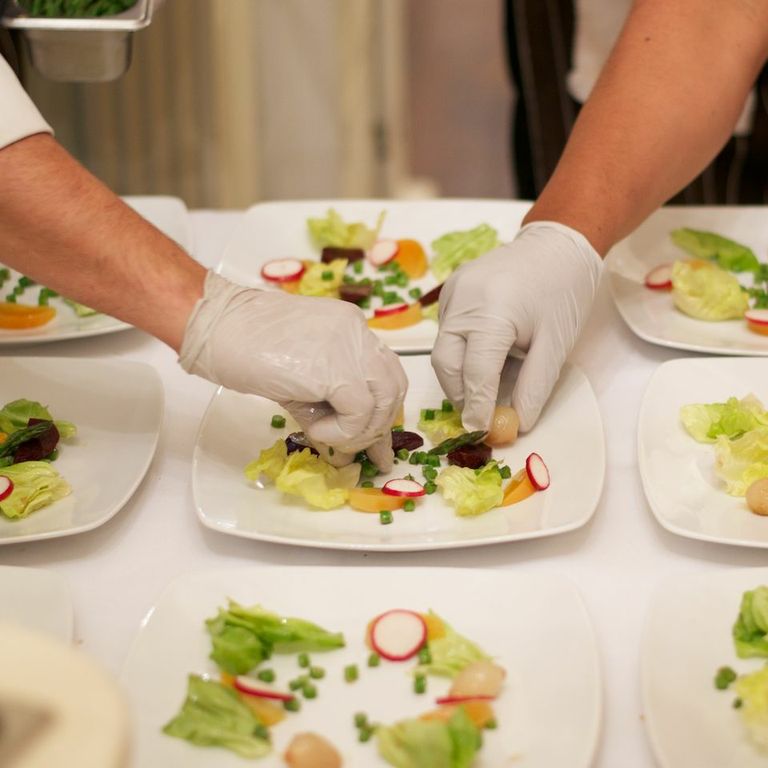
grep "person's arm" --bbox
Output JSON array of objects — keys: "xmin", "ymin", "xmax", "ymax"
[{"xmin": 525, "ymin": 0, "xmax": 768, "ymax": 254}]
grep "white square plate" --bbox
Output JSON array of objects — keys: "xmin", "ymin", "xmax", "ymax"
[
  {"xmin": 0, "ymin": 195, "xmax": 192, "ymax": 345},
  {"xmin": 0, "ymin": 357, "xmax": 163, "ymax": 544},
  {"xmin": 120, "ymin": 566, "xmax": 602, "ymax": 768},
  {"xmin": 642, "ymin": 567, "xmax": 768, "ymax": 768},
  {"xmin": 216, "ymin": 199, "xmax": 531, "ymax": 354},
  {"xmin": 0, "ymin": 565, "xmax": 72, "ymax": 641},
  {"xmin": 638, "ymin": 357, "xmax": 768, "ymax": 548},
  {"xmin": 192, "ymin": 355, "xmax": 604, "ymax": 551},
  {"xmin": 607, "ymin": 206, "xmax": 768, "ymax": 355}
]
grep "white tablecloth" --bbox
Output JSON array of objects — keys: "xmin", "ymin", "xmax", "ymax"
[{"xmin": 3, "ymin": 210, "xmax": 764, "ymax": 768}]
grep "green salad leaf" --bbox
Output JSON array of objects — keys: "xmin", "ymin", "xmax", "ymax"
[
  {"xmin": 63, "ymin": 298, "xmax": 98, "ymax": 317},
  {"xmin": 714, "ymin": 427, "xmax": 768, "ymax": 496},
  {"xmin": 435, "ymin": 461, "xmax": 503, "ymax": 518},
  {"xmin": 733, "ymin": 586, "xmax": 768, "ymax": 658},
  {"xmin": 307, "ymin": 208, "xmax": 385, "ymax": 251},
  {"xmin": 735, "ymin": 665, "xmax": 768, "ymax": 752},
  {"xmin": 0, "ymin": 398, "xmax": 76, "ymax": 440},
  {"xmin": 162, "ymin": 675, "xmax": 271, "ymax": 759},
  {"xmin": 377, "ymin": 706, "xmax": 482, "ymax": 768},
  {"xmin": 680, "ymin": 395, "xmax": 768, "ymax": 443},
  {"xmin": 206, "ymin": 600, "xmax": 345, "ymax": 675},
  {"xmin": 418, "ymin": 408, "xmax": 465, "ymax": 445},
  {"xmin": 671, "ymin": 261, "xmax": 749, "ymax": 321},
  {"xmin": 422, "ymin": 302, "xmax": 440, "ymax": 322},
  {"xmin": 0, "ymin": 461, "xmax": 71, "ymax": 519},
  {"xmin": 297, "ymin": 258, "xmax": 347, "ymax": 298},
  {"xmin": 417, "ymin": 611, "xmax": 490, "ymax": 678},
  {"xmin": 431, "ymin": 224, "xmax": 500, "ymax": 282},
  {"xmin": 19, "ymin": 0, "xmax": 138, "ymax": 18},
  {"xmin": 244, "ymin": 439, "xmax": 287, "ymax": 483},
  {"xmin": 671, "ymin": 228, "xmax": 760, "ymax": 273}
]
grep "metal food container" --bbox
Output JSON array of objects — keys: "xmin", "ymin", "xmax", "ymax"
[{"xmin": 1, "ymin": 0, "xmax": 154, "ymax": 82}]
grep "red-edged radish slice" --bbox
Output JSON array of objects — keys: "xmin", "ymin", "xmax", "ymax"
[
  {"xmin": 435, "ymin": 694, "xmax": 495, "ymax": 706},
  {"xmin": 382, "ymin": 478, "xmax": 426, "ymax": 498},
  {"xmin": 370, "ymin": 609, "xmax": 427, "ymax": 661},
  {"xmin": 746, "ymin": 309, "xmax": 768, "ymax": 326},
  {"xmin": 525, "ymin": 453, "xmax": 550, "ymax": 491},
  {"xmin": 0, "ymin": 476, "xmax": 12, "ymax": 502},
  {"xmin": 368, "ymin": 239, "xmax": 399, "ymax": 267},
  {"xmin": 644, "ymin": 263, "xmax": 673, "ymax": 290},
  {"xmin": 233, "ymin": 677, "xmax": 294, "ymax": 702},
  {"xmin": 373, "ymin": 303, "xmax": 409, "ymax": 318},
  {"xmin": 261, "ymin": 258, "xmax": 306, "ymax": 283}
]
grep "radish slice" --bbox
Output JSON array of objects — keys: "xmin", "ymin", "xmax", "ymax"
[
  {"xmin": 525, "ymin": 453, "xmax": 550, "ymax": 491},
  {"xmin": 374, "ymin": 303, "xmax": 409, "ymax": 318},
  {"xmin": 261, "ymin": 258, "xmax": 306, "ymax": 283},
  {"xmin": 382, "ymin": 478, "xmax": 426, "ymax": 498},
  {"xmin": 644, "ymin": 263, "xmax": 673, "ymax": 290},
  {"xmin": 0, "ymin": 476, "xmax": 12, "ymax": 502},
  {"xmin": 745, "ymin": 309, "xmax": 768, "ymax": 326},
  {"xmin": 368, "ymin": 239, "xmax": 399, "ymax": 267},
  {"xmin": 435, "ymin": 694, "xmax": 495, "ymax": 705},
  {"xmin": 233, "ymin": 677, "xmax": 294, "ymax": 702},
  {"xmin": 370, "ymin": 609, "xmax": 427, "ymax": 661}
]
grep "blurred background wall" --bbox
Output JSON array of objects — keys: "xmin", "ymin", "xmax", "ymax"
[{"xmin": 18, "ymin": 0, "xmax": 514, "ymax": 208}]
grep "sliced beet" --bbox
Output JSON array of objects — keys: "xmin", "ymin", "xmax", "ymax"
[
  {"xmin": 14, "ymin": 419, "xmax": 59, "ymax": 464},
  {"xmin": 447, "ymin": 442, "xmax": 492, "ymax": 469},
  {"xmin": 285, "ymin": 432, "xmax": 319, "ymax": 456},
  {"xmin": 418, "ymin": 283, "xmax": 444, "ymax": 307},
  {"xmin": 339, "ymin": 283, "xmax": 373, "ymax": 305},
  {"xmin": 391, "ymin": 430, "xmax": 424, "ymax": 452},
  {"xmin": 321, "ymin": 246, "xmax": 365, "ymax": 264}
]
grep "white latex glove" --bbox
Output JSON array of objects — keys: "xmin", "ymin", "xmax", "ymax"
[
  {"xmin": 179, "ymin": 272, "xmax": 407, "ymax": 471},
  {"xmin": 431, "ymin": 221, "xmax": 602, "ymax": 433}
]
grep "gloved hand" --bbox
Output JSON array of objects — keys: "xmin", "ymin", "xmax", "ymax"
[
  {"xmin": 179, "ymin": 272, "xmax": 407, "ymax": 471},
  {"xmin": 431, "ymin": 221, "xmax": 601, "ymax": 433}
]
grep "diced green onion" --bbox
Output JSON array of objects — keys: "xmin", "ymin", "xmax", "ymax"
[
  {"xmin": 408, "ymin": 287, "xmax": 422, "ymax": 300},
  {"xmin": 321, "ymin": 270, "xmax": 334, "ymax": 280},
  {"xmin": 423, "ymin": 466, "xmax": 437, "ymax": 481},
  {"xmin": 361, "ymin": 480, "xmax": 374, "ymax": 488},
  {"xmin": 270, "ymin": 414, "xmax": 286, "ymax": 429},
  {"xmin": 302, "ymin": 683, "xmax": 317, "ymax": 699},
  {"xmin": 418, "ymin": 645, "xmax": 431, "ymax": 664},
  {"xmin": 499, "ymin": 464, "xmax": 512, "ymax": 479},
  {"xmin": 361, "ymin": 460, "xmax": 379, "ymax": 478},
  {"xmin": 379, "ymin": 510, "xmax": 393, "ymax": 525},
  {"xmin": 309, "ymin": 666, "xmax": 325, "ymax": 680},
  {"xmin": 714, "ymin": 666, "xmax": 737, "ymax": 690},
  {"xmin": 358, "ymin": 726, "xmax": 374, "ymax": 742},
  {"xmin": 353, "ymin": 260, "xmax": 364, "ymax": 274},
  {"xmin": 257, "ymin": 669, "xmax": 275, "ymax": 683},
  {"xmin": 422, "ymin": 409, "xmax": 435, "ymax": 421},
  {"xmin": 441, "ymin": 399, "xmax": 453, "ymax": 412},
  {"xmin": 485, "ymin": 718, "xmax": 498, "ymax": 730},
  {"xmin": 403, "ymin": 499, "xmax": 416, "ymax": 512},
  {"xmin": 414, "ymin": 674, "xmax": 427, "ymax": 694},
  {"xmin": 344, "ymin": 664, "xmax": 359, "ymax": 683},
  {"xmin": 359, "ymin": 298, "xmax": 371, "ymax": 310},
  {"xmin": 396, "ymin": 448, "xmax": 409, "ymax": 461},
  {"xmin": 733, "ymin": 698, "xmax": 743, "ymax": 709},
  {"xmin": 424, "ymin": 481, "xmax": 437, "ymax": 495},
  {"xmin": 5, "ymin": 294, "xmax": 16, "ymax": 303},
  {"xmin": 289, "ymin": 677, "xmax": 306, "ymax": 691},
  {"xmin": 284, "ymin": 698, "xmax": 301, "ymax": 712},
  {"xmin": 298, "ymin": 653, "xmax": 310, "ymax": 668},
  {"xmin": 367, "ymin": 652, "xmax": 380, "ymax": 667},
  {"xmin": 354, "ymin": 712, "xmax": 368, "ymax": 727}
]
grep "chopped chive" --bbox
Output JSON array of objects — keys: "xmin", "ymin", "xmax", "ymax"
[
  {"xmin": 379, "ymin": 510, "xmax": 393, "ymax": 525},
  {"xmin": 361, "ymin": 461, "xmax": 379, "ymax": 478},
  {"xmin": 499, "ymin": 464, "xmax": 512, "ymax": 479},
  {"xmin": 408, "ymin": 453, "xmax": 420, "ymax": 465},
  {"xmin": 418, "ymin": 645, "xmax": 431, "ymax": 664},
  {"xmin": 714, "ymin": 666, "xmax": 737, "ymax": 690},
  {"xmin": 359, "ymin": 298, "xmax": 371, "ymax": 310},
  {"xmin": 367, "ymin": 652, "xmax": 381, "ymax": 667},
  {"xmin": 361, "ymin": 480, "xmax": 374, "ymax": 488},
  {"xmin": 18, "ymin": 276, "xmax": 34, "ymax": 288},
  {"xmin": 289, "ymin": 677, "xmax": 305, "ymax": 691},
  {"xmin": 256, "ymin": 669, "xmax": 275, "ymax": 683},
  {"xmin": 270, "ymin": 414, "xmax": 286, "ymax": 429},
  {"xmin": 414, "ymin": 674, "xmax": 427, "ymax": 694},
  {"xmin": 392, "ymin": 424, "xmax": 404, "ymax": 432},
  {"xmin": 422, "ymin": 409, "xmax": 435, "ymax": 421},
  {"xmin": 384, "ymin": 275, "xmax": 398, "ymax": 285},
  {"xmin": 353, "ymin": 260, "xmax": 364, "ymax": 274},
  {"xmin": 342, "ymin": 274, "xmax": 355, "ymax": 284},
  {"xmin": 423, "ymin": 466, "xmax": 437, "ymax": 481},
  {"xmin": 309, "ymin": 666, "xmax": 325, "ymax": 680},
  {"xmin": 5, "ymin": 294, "xmax": 16, "ymax": 303},
  {"xmin": 354, "ymin": 712, "xmax": 368, "ymax": 728},
  {"xmin": 302, "ymin": 683, "xmax": 317, "ymax": 699},
  {"xmin": 403, "ymin": 499, "xmax": 416, "ymax": 512},
  {"xmin": 408, "ymin": 287, "xmax": 422, "ymax": 300},
  {"xmin": 733, "ymin": 698, "xmax": 743, "ymax": 709},
  {"xmin": 426, "ymin": 454, "xmax": 441, "ymax": 467},
  {"xmin": 396, "ymin": 448, "xmax": 409, "ymax": 461},
  {"xmin": 441, "ymin": 399, "xmax": 454, "ymax": 412},
  {"xmin": 424, "ymin": 481, "xmax": 437, "ymax": 495},
  {"xmin": 298, "ymin": 653, "xmax": 310, "ymax": 668},
  {"xmin": 321, "ymin": 270, "xmax": 334, "ymax": 280},
  {"xmin": 358, "ymin": 726, "xmax": 374, "ymax": 743},
  {"xmin": 485, "ymin": 718, "xmax": 498, "ymax": 730},
  {"xmin": 283, "ymin": 697, "xmax": 301, "ymax": 712},
  {"xmin": 344, "ymin": 664, "xmax": 359, "ymax": 683}
]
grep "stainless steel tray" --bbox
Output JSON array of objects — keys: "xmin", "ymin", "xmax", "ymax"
[{"xmin": 2, "ymin": 0, "xmax": 154, "ymax": 82}]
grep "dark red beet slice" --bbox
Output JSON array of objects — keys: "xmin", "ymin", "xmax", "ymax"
[
  {"xmin": 447, "ymin": 442, "xmax": 492, "ymax": 469},
  {"xmin": 321, "ymin": 246, "xmax": 365, "ymax": 264},
  {"xmin": 285, "ymin": 432, "xmax": 319, "ymax": 456},
  {"xmin": 14, "ymin": 419, "xmax": 60, "ymax": 463},
  {"xmin": 339, "ymin": 283, "xmax": 373, "ymax": 305},
  {"xmin": 418, "ymin": 283, "xmax": 444, "ymax": 307},
  {"xmin": 391, "ymin": 430, "xmax": 424, "ymax": 452}
]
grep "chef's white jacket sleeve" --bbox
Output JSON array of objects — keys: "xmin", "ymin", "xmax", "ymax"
[{"xmin": 0, "ymin": 56, "xmax": 52, "ymax": 150}]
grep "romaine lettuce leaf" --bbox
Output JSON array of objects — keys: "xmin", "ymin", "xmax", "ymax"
[
  {"xmin": 435, "ymin": 461, "xmax": 503, "ymax": 518},
  {"xmin": 733, "ymin": 587, "xmax": 768, "ymax": 659},
  {"xmin": 680, "ymin": 395, "xmax": 768, "ymax": 443},
  {"xmin": 417, "ymin": 611, "xmax": 490, "ymax": 678},
  {"xmin": 0, "ymin": 461, "xmax": 71, "ymax": 519},
  {"xmin": 162, "ymin": 675, "xmax": 271, "ymax": 759},
  {"xmin": 307, "ymin": 208, "xmax": 385, "ymax": 251},
  {"xmin": 206, "ymin": 600, "xmax": 345, "ymax": 675},
  {"xmin": 671, "ymin": 261, "xmax": 749, "ymax": 321},
  {"xmin": 418, "ymin": 409, "xmax": 465, "ymax": 445},
  {"xmin": 735, "ymin": 665, "xmax": 768, "ymax": 752},
  {"xmin": 431, "ymin": 224, "xmax": 499, "ymax": 282},
  {"xmin": 714, "ymin": 427, "xmax": 768, "ymax": 496},
  {"xmin": 671, "ymin": 228, "xmax": 760, "ymax": 273},
  {"xmin": 0, "ymin": 398, "xmax": 76, "ymax": 440},
  {"xmin": 377, "ymin": 707, "xmax": 482, "ymax": 768},
  {"xmin": 297, "ymin": 258, "xmax": 347, "ymax": 298}
]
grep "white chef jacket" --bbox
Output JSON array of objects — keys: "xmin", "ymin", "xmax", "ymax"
[{"xmin": 0, "ymin": 55, "xmax": 51, "ymax": 149}]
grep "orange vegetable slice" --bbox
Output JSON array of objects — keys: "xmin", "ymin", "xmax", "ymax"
[
  {"xmin": 420, "ymin": 700, "xmax": 495, "ymax": 729},
  {"xmin": 421, "ymin": 612, "xmax": 446, "ymax": 641},
  {"xmin": 0, "ymin": 302, "xmax": 56, "ymax": 329},
  {"xmin": 348, "ymin": 487, "xmax": 406, "ymax": 513},
  {"xmin": 747, "ymin": 320, "xmax": 768, "ymax": 336},
  {"xmin": 240, "ymin": 694, "xmax": 285, "ymax": 726},
  {"xmin": 368, "ymin": 302, "xmax": 422, "ymax": 330},
  {"xmin": 500, "ymin": 468, "xmax": 536, "ymax": 507},
  {"xmin": 394, "ymin": 239, "xmax": 428, "ymax": 279}
]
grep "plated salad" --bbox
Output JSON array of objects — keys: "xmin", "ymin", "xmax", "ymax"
[
  {"xmin": 257, "ymin": 209, "xmax": 500, "ymax": 331},
  {"xmin": 644, "ymin": 228, "xmax": 768, "ymax": 334},
  {"xmin": 0, "ymin": 398, "xmax": 75, "ymax": 519},
  {"xmin": 244, "ymin": 403, "xmax": 549, "ymax": 526},
  {"xmin": 164, "ymin": 599, "xmax": 506, "ymax": 766}
]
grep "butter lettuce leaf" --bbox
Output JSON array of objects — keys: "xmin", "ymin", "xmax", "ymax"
[
  {"xmin": 377, "ymin": 707, "xmax": 482, "ymax": 768},
  {"xmin": 418, "ymin": 409, "xmax": 464, "ymax": 445},
  {"xmin": 714, "ymin": 427, "xmax": 768, "ymax": 496},
  {"xmin": 680, "ymin": 395, "xmax": 768, "ymax": 443},
  {"xmin": 417, "ymin": 611, "xmax": 490, "ymax": 678},
  {"xmin": 0, "ymin": 398, "xmax": 76, "ymax": 440},
  {"xmin": 307, "ymin": 208, "xmax": 385, "ymax": 250},
  {"xmin": 431, "ymin": 224, "xmax": 499, "ymax": 282},
  {"xmin": 0, "ymin": 461, "xmax": 71, "ymax": 519},
  {"xmin": 297, "ymin": 258, "xmax": 347, "ymax": 298},
  {"xmin": 733, "ymin": 586, "xmax": 768, "ymax": 659},
  {"xmin": 671, "ymin": 261, "xmax": 749, "ymax": 321},
  {"xmin": 435, "ymin": 461, "xmax": 503, "ymax": 518},
  {"xmin": 735, "ymin": 665, "xmax": 768, "ymax": 752},
  {"xmin": 162, "ymin": 675, "xmax": 271, "ymax": 759},
  {"xmin": 671, "ymin": 228, "xmax": 760, "ymax": 273},
  {"xmin": 244, "ymin": 439, "xmax": 288, "ymax": 483}
]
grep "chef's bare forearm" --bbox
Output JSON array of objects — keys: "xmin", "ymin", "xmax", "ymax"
[
  {"xmin": 0, "ymin": 133, "xmax": 205, "ymax": 349},
  {"xmin": 524, "ymin": 0, "xmax": 768, "ymax": 255}
]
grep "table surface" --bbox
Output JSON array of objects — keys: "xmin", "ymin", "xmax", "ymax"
[{"xmin": 4, "ymin": 209, "xmax": 765, "ymax": 768}]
